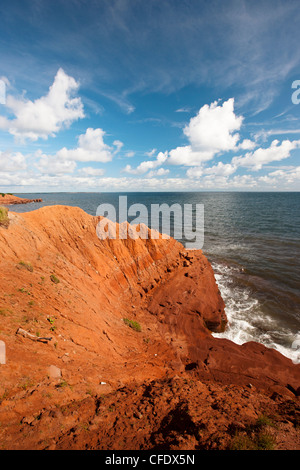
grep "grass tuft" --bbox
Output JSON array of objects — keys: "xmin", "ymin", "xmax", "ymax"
[
  {"xmin": 123, "ymin": 318, "xmax": 142, "ymax": 332},
  {"xmin": 18, "ymin": 261, "xmax": 33, "ymax": 272},
  {"xmin": 0, "ymin": 206, "xmax": 9, "ymax": 228},
  {"xmin": 50, "ymin": 274, "xmax": 60, "ymax": 284}
]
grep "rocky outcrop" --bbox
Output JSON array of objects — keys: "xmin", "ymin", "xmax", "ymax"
[
  {"xmin": 0, "ymin": 194, "xmax": 42, "ymax": 205},
  {"xmin": 0, "ymin": 205, "xmax": 299, "ymax": 450}
]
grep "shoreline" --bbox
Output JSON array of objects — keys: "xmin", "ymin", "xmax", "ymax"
[{"xmin": 0, "ymin": 194, "xmax": 43, "ymax": 205}]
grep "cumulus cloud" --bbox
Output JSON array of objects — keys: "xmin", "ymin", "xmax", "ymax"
[
  {"xmin": 35, "ymin": 152, "xmax": 77, "ymax": 175},
  {"xmin": 34, "ymin": 128, "xmax": 122, "ymax": 175},
  {"xmin": 78, "ymin": 167, "xmax": 105, "ymax": 176},
  {"xmin": 259, "ymin": 166, "xmax": 300, "ymax": 185},
  {"xmin": 232, "ymin": 139, "xmax": 300, "ymax": 170},
  {"xmin": 168, "ymin": 98, "xmax": 243, "ymax": 166},
  {"xmin": 168, "ymin": 146, "xmax": 213, "ymax": 166},
  {"xmin": 0, "ymin": 151, "xmax": 27, "ymax": 172},
  {"xmin": 121, "ymin": 99, "xmax": 252, "ymax": 174},
  {"xmin": 237, "ymin": 139, "xmax": 257, "ymax": 150},
  {"xmin": 56, "ymin": 128, "xmax": 121, "ymax": 163},
  {"xmin": 186, "ymin": 161, "xmax": 237, "ymax": 178},
  {"xmin": 123, "ymin": 151, "xmax": 168, "ymax": 174},
  {"xmin": 0, "ymin": 68, "xmax": 84, "ymax": 141},
  {"xmin": 147, "ymin": 168, "xmax": 170, "ymax": 177}
]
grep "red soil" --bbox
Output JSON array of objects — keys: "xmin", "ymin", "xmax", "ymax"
[
  {"xmin": 0, "ymin": 194, "xmax": 42, "ymax": 205},
  {"xmin": 0, "ymin": 205, "xmax": 299, "ymax": 450}
]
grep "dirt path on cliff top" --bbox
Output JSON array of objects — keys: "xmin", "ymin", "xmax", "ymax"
[{"xmin": 0, "ymin": 206, "xmax": 299, "ymax": 450}]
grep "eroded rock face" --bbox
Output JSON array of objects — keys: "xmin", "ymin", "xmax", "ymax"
[
  {"xmin": 0, "ymin": 194, "xmax": 42, "ymax": 205},
  {"xmin": 0, "ymin": 205, "xmax": 299, "ymax": 450}
]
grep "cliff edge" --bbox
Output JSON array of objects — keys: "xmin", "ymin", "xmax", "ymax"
[{"xmin": 0, "ymin": 205, "xmax": 299, "ymax": 450}]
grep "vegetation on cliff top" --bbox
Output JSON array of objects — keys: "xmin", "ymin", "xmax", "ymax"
[{"xmin": 0, "ymin": 206, "xmax": 9, "ymax": 227}]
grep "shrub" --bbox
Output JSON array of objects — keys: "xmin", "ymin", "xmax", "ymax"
[
  {"xmin": 50, "ymin": 274, "xmax": 60, "ymax": 284},
  {"xmin": 0, "ymin": 206, "xmax": 9, "ymax": 228},
  {"xmin": 229, "ymin": 415, "xmax": 277, "ymax": 450},
  {"xmin": 255, "ymin": 432, "xmax": 276, "ymax": 450},
  {"xmin": 229, "ymin": 432, "xmax": 255, "ymax": 450},
  {"xmin": 18, "ymin": 261, "xmax": 33, "ymax": 272},
  {"xmin": 123, "ymin": 318, "xmax": 142, "ymax": 332}
]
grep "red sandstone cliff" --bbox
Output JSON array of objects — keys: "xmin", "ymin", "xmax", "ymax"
[
  {"xmin": 0, "ymin": 206, "xmax": 299, "ymax": 450},
  {"xmin": 0, "ymin": 194, "xmax": 42, "ymax": 205}
]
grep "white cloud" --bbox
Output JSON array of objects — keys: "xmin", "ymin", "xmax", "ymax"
[
  {"xmin": 125, "ymin": 151, "xmax": 135, "ymax": 158},
  {"xmin": 168, "ymin": 145, "xmax": 213, "ymax": 166},
  {"xmin": 56, "ymin": 128, "xmax": 121, "ymax": 163},
  {"xmin": 148, "ymin": 168, "xmax": 170, "ymax": 177},
  {"xmin": 2, "ymin": 164, "xmax": 300, "ymax": 192},
  {"xmin": 187, "ymin": 161, "xmax": 237, "ymax": 178},
  {"xmin": 184, "ymin": 98, "xmax": 242, "ymax": 152},
  {"xmin": 186, "ymin": 166, "xmax": 203, "ymax": 178},
  {"xmin": 35, "ymin": 149, "xmax": 77, "ymax": 175},
  {"xmin": 175, "ymin": 107, "xmax": 191, "ymax": 113},
  {"xmin": 237, "ymin": 139, "xmax": 257, "ymax": 150},
  {"xmin": 204, "ymin": 162, "xmax": 237, "ymax": 176},
  {"xmin": 113, "ymin": 140, "xmax": 124, "ymax": 154},
  {"xmin": 0, "ymin": 68, "xmax": 84, "ymax": 141},
  {"xmin": 168, "ymin": 98, "xmax": 243, "ymax": 166},
  {"xmin": 123, "ymin": 151, "xmax": 168, "ymax": 174},
  {"xmin": 0, "ymin": 151, "xmax": 27, "ymax": 172},
  {"xmin": 260, "ymin": 166, "xmax": 300, "ymax": 185},
  {"xmin": 78, "ymin": 167, "xmax": 105, "ymax": 176},
  {"xmin": 34, "ymin": 128, "xmax": 121, "ymax": 175},
  {"xmin": 122, "ymin": 99, "xmax": 247, "ymax": 174},
  {"xmin": 232, "ymin": 139, "xmax": 300, "ymax": 170},
  {"xmin": 145, "ymin": 148, "xmax": 157, "ymax": 157}
]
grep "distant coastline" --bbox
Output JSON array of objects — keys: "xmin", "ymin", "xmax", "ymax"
[{"xmin": 0, "ymin": 193, "xmax": 43, "ymax": 205}]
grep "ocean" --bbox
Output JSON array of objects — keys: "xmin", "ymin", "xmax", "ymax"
[{"xmin": 8, "ymin": 192, "xmax": 300, "ymax": 364}]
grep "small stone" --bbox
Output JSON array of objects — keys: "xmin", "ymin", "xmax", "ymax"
[
  {"xmin": 0, "ymin": 340, "xmax": 6, "ymax": 365},
  {"xmin": 48, "ymin": 365, "xmax": 62, "ymax": 379}
]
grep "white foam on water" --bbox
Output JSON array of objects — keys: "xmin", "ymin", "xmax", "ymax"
[{"xmin": 211, "ymin": 262, "xmax": 300, "ymax": 364}]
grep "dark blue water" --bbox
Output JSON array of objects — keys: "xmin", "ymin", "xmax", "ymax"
[{"xmin": 7, "ymin": 192, "xmax": 300, "ymax": 363}]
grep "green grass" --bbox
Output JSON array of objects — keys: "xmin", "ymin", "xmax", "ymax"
[
  {"xmin": 18, "ymin": 288, "xmax": 32, "ymax": 295},
  {"xmin": 123, "ymin": 318, "xmax": 142, "ymax": 332},
  {"xmin": 255, "ymin": 432, "xmax": 276, "ymax": 450},
  {"xmin": 56, "ymin": 380, "xmax": 72, "ymax": 390},
  {"xmin": 0, "ymin": 206, "xmax": 9, "ymax": 228},
  {"xmin": 230, "ymin": 431, "xmax": 276, "ymax": 450},
  {"xmin": 255, "ymin": 414, "xmax": 275, "ymax": 428},
  {"xmin": 50, "ymin": 274, "xmax": 60, "ymax": 284},
  {"xmin": 229, "ymin": 415, "xmax": 277, "ymax": 450},
  {"xmin": 18, "ymin": 261, "xmax": 33, "ymax": 272}
]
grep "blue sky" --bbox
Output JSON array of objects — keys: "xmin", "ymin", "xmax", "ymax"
[{"xmin": 0, "ymin": 0, "xmax": 300, "ymax": 192}]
